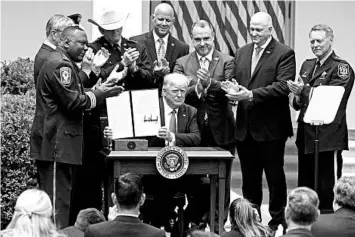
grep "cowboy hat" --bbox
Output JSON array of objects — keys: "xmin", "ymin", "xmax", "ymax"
[{"xmin": 88, "ymin": 10, "xmax": 129, "ymax": 30}]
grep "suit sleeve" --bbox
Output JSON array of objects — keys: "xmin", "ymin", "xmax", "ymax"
[
  {"xmin": 175, "ymin": 107, "xmax": 201, "ymax": 147},
  {"xmin": 47, "ymin": 63, "xmax": 105, "ymax": 113},
  {"xmin": 252, "ymin": 49, "xmax": 296, "ymax": 104},
  {"xmin": 84, "ymin": 226, "xmax": 95, "ymax": 237},
  {"xmin": 173, "ymin": 58, "xmax": 184, "ymax": 74},
  {"xmin": 223, "ymin": 57, "xmax": 235, "ymax": 81}
]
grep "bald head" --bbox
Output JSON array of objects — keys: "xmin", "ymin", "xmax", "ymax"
[
  {"xmin": 152, "ymin": 3, "xmax": 175, "ymax": 38},
  {"xmin": 60, "ymin": 26, "xmax": 88, "ymax": 63},
  {"xmin": 249, "ymin": 12, "xmax": 272, "ymax": 47}
]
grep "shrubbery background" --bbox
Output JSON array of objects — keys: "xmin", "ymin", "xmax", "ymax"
[{"xmin": 1, "ymin": 58, "xmax": 38, "ymax": 229}]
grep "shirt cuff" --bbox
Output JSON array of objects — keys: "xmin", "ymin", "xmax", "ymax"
[
  {"xmin": 169, "ymin": 133, "xmax": 176, "ymax": 146},
  {"xmin": 92, "ymin": 67, "xmax": 101, "ymax": 77},
  {"xmin": 195, "ymin": 85, "xmax": 202, "ymax": 99},
  {"xmin": 85, "ymin": 91, "xmax": 96, "ymax": 109},
  {"xmin": 82, "ymin": 68, "xmax": 91, "ymax": 78}
]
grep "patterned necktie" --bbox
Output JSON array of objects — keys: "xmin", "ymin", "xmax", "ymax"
[
  {"xmin": 169, "ymin": 109, "xmax": 177, "ymax": 134},
  {"xmin": 157, "ymin": 38, "xmax": 165, "ymax": 60},
  {"xmin": 200, "ymin": 56, "xmax": 209, "ymax": 71},
  {"xmin": 251, "ymin": 46, "xmax": 263, "ymax": 76}
]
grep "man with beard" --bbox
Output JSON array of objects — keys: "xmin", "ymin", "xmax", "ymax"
[{"xmin": 30, "ymin": 26, "xmax": 122, "ymax": 227}]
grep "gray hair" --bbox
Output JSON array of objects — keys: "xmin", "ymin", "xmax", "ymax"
[
  {"xmin": 309, "ymin": 24, "xmax": 334, "ymax": 40},
  {"xmin": 251, "ymin": 12, "xmax": 273, "ymax": 28},
  {"xmin": 334, "ymin": 176, "xmax": 355, "ymax": 208},
  {"xmin": 45, "ymin": 14, "xmax": 75, "ymax": 37}
]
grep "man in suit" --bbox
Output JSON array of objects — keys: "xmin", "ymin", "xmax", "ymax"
[
  {"xmin": 280, "ymin": 187, "xmax": 319, "ymax": 237},
  {"xmin": 84, "ymin": 172, "xmax": 165, "ymax": 237},
  {"xmin": 104, "ymin": 73, "xmax": 202, "ymax": 230},
  {"xmin": 288, "ymin": 24, "xmax": 354, "ymax": 213},
  {"xmin": 311, "ymin": 176, "xmax": 355, "ymax": 237},
  {"xmin": 130, "ymin": 2, "xmax": 190, "ymax": 92},
  {"xmin": 174, "ymin": 20, "xmax": 235, "ymax": 230},
  {"xmin": 227, "ymin": 12, "xmax": 295, "ymax": 233},
  {"xmin": 62, "ymin": 208, "xmax": 106, "ymax": 237},
  {"xmin": 34, "ymin": 15, "xmax": 103, "ymax": 88},
  {"xmin": 30, "ymin": 26, "xmax": 122, "ymax": 228}
]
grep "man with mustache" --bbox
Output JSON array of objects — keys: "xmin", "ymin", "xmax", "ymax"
[
  {"xmin": 130, "ymin": 2, "xmax": 190, "ymax": 93},
  {"xmin": 30, "ymin": 26, "xmax": 122, "ymax": 228},
  {"xmin": 227, "ymin": 12, "xmax": 296, "ymax": 235},
  {"xmin": 288, "ymin": 24, "xmax": 354, "ymax": 214}
]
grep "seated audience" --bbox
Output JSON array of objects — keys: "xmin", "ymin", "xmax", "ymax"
[
  {"xmin": 311, "ymin": 176, "xmax": 355, "ymax": 237},
  {"xmin": 222, "ymin": 197, "xmax": 269, "ymax": 237},
  {"xmin": 84, "ymin": 172, "xmax": 165, "ymax": 237},
  {"xmin": 281, "ymin": 187, "xmax": 319, "ymax": 237},
  {"xmin": 0, "ymin": 189, "xmax": 65, "ymax": 237},
  {"xmin": 62, "ymin": 208, "xmax": 105, "ymax": 237}
]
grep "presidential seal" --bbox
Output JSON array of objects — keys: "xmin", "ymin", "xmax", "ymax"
[{"xmin": 156, "ymin": 146, "xmax": 189, "ymax": 179}]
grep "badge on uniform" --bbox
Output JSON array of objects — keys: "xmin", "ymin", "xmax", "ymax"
[
  {"xmin": 319, "ymin": 72, "xmax": 327, "ymax": 80},
  {"xmin": 60, "ymin": 67, "xmax": 72, "ymax": 85},
  {"xmin": 338, "ymin": 63, "xmax": 350, "ymax": 80}
]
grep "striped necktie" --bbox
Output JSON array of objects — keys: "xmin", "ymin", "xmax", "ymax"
[{"xmin": 157, "ymin": 38, "xmax": 165, "ymax": 60}]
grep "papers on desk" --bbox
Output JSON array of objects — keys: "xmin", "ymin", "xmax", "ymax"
[{"xmin": 106, "ymin": 89, "xmax": 161, "ymax": 139}]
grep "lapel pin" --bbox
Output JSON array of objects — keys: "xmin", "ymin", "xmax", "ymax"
[
  {"xmin": 171, "ymin": 43, "xmax": 175, "ymax": 46},
  {"xmin": 183, "ymin": 114, "xmax": 186, "ymax": 117},
  {"xmin": 214, "ymin": 57, "xmax": 219, "ymax": 61},
  {"xmin": 266, "ymin": 51, "xmax": 271, "ymax": 54}
]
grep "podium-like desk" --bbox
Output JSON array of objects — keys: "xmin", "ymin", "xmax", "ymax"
[{"xmin": 106, "ymin": 147, "xmax": 234, "ymax": 235}]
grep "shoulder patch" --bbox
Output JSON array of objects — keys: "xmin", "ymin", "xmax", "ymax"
[
  {"xmin": 338, "ymin": 63, "xmax": 350, "ymax": 80},
  {"xmin": 60, "ymin": 67, "xmax": 72, "ymax": 85}
]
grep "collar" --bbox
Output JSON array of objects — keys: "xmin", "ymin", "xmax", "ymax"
[
  {"xmin": 153, "ymin": 30, "xmax": 169, "ymax": 46},
  {"xmin": 196, "ymin": 48, "xmax": 214, "ymax": 62},
  {"xmin": 116, "ymin": 213, "xmax": 139, "ymax": 218},
  {"xmin": 44, "ymin": 39, "xmax": 56, "ymax": 50},
  {"xmin": 318, "ymin": 50, "xmax": 333, "ymax": 66},
  {"xmin": 163, "ymin": 98, "xmax": 179, "ymax": 117},
  {"xmin": 254, "ymin": 36, "xmax": 272, "ymax": 51},
  {"xmin": 104, "ymin": 36, "xmax": 121, "ymax": 48}
]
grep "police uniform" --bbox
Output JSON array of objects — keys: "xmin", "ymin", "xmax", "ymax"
[
  {"xmin": 74, "ymin": 36, "xmax": 155, "ymax": 215},
  {"xmin": 30, "ymin": 46, "xmax": 108, "ymax": 228},
  {"xmin": 293, "ymin": 51, "xmax": 354, "ymax": 212}
]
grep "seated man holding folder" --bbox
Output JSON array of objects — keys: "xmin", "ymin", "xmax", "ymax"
[{"xmin": 104, "ymin": 73, "xmax": 204, "ymax": 231}]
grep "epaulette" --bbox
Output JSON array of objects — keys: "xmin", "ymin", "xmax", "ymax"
[
  {"xmin": 332, "ymin": 54, "xmax": 347, "ymax": 63},
  {"xmin": 61, "ymin": 53, "xmax": 70, "ymax": 62}
]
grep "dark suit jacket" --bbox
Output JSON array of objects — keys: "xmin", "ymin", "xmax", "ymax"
[
  {"xmin": 176, "ymin": 50, "xmax": 235, "ymax": 146},
  {"xmin": 281, "ymin": 228, "xmax": 314, "ymax": 237},
  {"xmin": 34, "ymin": 43, "xmax": 54, "ymax": 86},
  {"xmin": 293, "ymin": 52, "xmax": 354, "ymax": 154},
  {"xmin": 34, "ymin": 43, "xmax": 97, "ymax": 88},
  {"xmin": 130, "ymin": 31, "xmax": 189, "ymax": 91},
  {"xmin": 62, "ymin": 226, "xmax": 84, "ymax": 237},
  {"xmin": 311, "ymin": 208, "xmax": 355, "ymax": 237},
  {"xmin": 232, "ymin": 38, "xmax": 295, "ymax": 141},
  {"xmin": 148, "ymin": 99, "xmax": 201, "ymax": 147},
  {"xmin": 84, "ymin": 215, "xmax": 165, "ymax": 237}
]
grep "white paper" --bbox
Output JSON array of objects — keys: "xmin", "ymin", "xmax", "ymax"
[
  {"xmin": 131, "ymin": 89, "xmax": 161, "ymax": 137},
  {"xmin": 304, "ymin": 86, "xmax": 345, "ymax": 124},
  {"xmin": 106, "ymin": 91, "xmax": 133, "ymax": 139}
]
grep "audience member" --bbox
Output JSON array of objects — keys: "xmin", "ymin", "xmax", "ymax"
[
  {"xmin": 311, "ymin": 176, "xmax": 355, "ymax": 237},
  {"xmin": 288, "ymin": 24, "xmax": 354, "ymax": 213},
  {"xmin": 84, "ymin": 173, "xmax": 165, "ymax": 237},
  {"xmin": 188, "ymin": 230, "xmax": 220, "ymax": 237},
  {"xmin": 30, "ymin": 26, "xmax": 122, "ymax": 228},
  {"xmin": 227, "ymin": 12, "xmax": 295, "ymax": 234},
  {"xmin": 62, "ymin": 208, "xmax": 106, "ymax": 237},
  {"xmin": 222, "ymin": 198, "xmax": 268, "ymax": 237},
  {"xmin": 0, "ymin": 189, "xmax": 65, "ymax": 237},
  {"xmin": 281, "ymin": 187, "xmax": 319, "ymax": 237},
  {"xmin": 131, "ymin": 2, "xmax": 189, "ymax": 93}
]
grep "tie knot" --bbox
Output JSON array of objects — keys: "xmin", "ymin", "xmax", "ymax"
[
  {"xmin": 158, "ymin": 38, "xmax": 164, "ymax": 44},
  {"xmin": 316, "ymin": 61, "xmax": 321, "ymax": 67},
  {"xmin": 171, "ymin": 109, "xmax": 176, "ymax": 115},
  {"xmin": 255, "ymin": 46, "xmax": 262, "ymax": 54}
]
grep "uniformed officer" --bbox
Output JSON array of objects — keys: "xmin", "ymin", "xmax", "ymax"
[
  {"xmin": 30, "ymin": 26, "xmax": 123, "ymax": 228},
  {"xmin": 288, "ymin": 24, "xmax": 354, "ymax": 213},
  {"xmin": 73, "ymin": 10, "xmax": 156, "ymax": 216}
]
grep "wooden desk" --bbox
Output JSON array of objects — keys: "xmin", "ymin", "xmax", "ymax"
[{"xmin": 106, "ymin": 147, "xmax": 234, "ymax": 235}]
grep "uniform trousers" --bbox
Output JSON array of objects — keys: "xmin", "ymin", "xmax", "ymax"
[
  {"xmin": 298, "ymin": 150, "xmax": 335, "ymax": 213},
  {"xmin": 236, "ymin": 132, "xmax": 287, "ymax": 228},
  {"xmin": 36, "ymin": 160, "xmax": 78, "ymax": 228}
]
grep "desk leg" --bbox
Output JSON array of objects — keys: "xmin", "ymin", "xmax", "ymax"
[
  {"xmin": 210, "ymin": 175, "xmax": 217, "ymax": 233},
  {"xmin": 218, "ymin": 177, "xmax": 225, "ymax": 235},
  {"xmin": 104, "ymin": 159, "xmax": 114, "ymax": 218}
]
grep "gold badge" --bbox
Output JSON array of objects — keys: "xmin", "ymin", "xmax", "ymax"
[
  {"xmin": 156, "ymin": 146, "xmax": 189, "ymax": 179},
  {"xmin": 60, "ymin": 67, "xmax": 72, "ymax": 85}
]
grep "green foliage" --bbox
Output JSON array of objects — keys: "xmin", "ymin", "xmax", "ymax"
[
  {"xmin": 1, "ymin": 57, "xmax": 37, "ymax": 229},
  {"xmin": 1, "ymin": 58, "xmax": 34, "ymax": 95}
]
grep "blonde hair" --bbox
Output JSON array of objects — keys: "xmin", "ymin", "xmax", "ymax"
[
  {"xmin": 1, "ymin": 189, "xmax": 65, "ymax": 237},
  {"xmin": 229, "ymin": 198, "xmax": 269, "ymax": 237}
]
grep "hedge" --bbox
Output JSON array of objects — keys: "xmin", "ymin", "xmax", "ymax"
[{"xmin": 1, "ymin": 58, "xmax": 37, "ymax": 229}]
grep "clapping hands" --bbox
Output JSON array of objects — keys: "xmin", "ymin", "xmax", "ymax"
[
  {"xmin": 153, "ymin": 58, "xmax": 170, "ymax": 77},
  {"xmin": 287, "ymin": 75, "xmax": 304, "ymax": 95}
]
